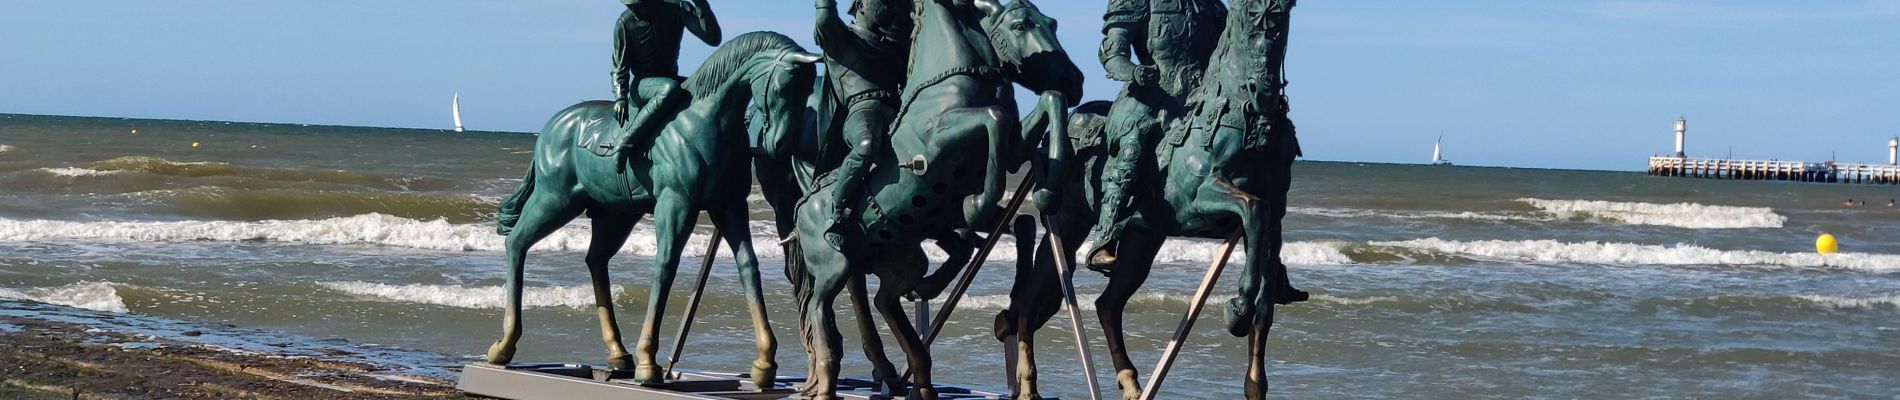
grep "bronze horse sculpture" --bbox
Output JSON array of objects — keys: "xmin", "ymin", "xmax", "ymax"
[
  {"xmin": 485, "ymin": 31, "xmax": 819, "ymax": 388},
  {"xmin": 998, "ymin": 0, "xmax": 1305, "ymax": 398},
  {"xmin": 757, "ymin": 0, "xmax": 1081, "ymax": 398}
]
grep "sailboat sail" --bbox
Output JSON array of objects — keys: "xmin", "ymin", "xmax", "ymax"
[
  {"xmin": 452, "ymin": 93, "xmax": 465, "ymax": 132},
  {"xmin": 1432, "ymin": 135, "xmax": 1451, "ymax": 166}
]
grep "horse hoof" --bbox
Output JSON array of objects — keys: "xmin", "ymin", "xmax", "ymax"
[
  {"xmin": 1275, "ymin": 287, "xmax": 1310, "ymax": 305},
  {"xmin": 1224, "ymin": 297, "xmax": 1254, "ymax": 337},
  {"xmin": 750, "ymin": 361, "xmax": 779, "ymax": 390},
  {"xmin": 1115, "ymin": 370, "xmax": 1142, "ymax": 400},
  {"xmin": 823, "ymin": 231, "xmax": 845, "ymax": 250},
  {"xmin": 485, "ymin": 340, "xmax": 516, "ymax": 365},
  {"xmin": 912, "ymin": 386, "xmax": 940, "ymax": 400},
  {"xmin": 633, "ymin": 363, "xmax": 667, "ymax": 387},
  {"xmin": 607, "ymin": 353, "xmax": 634, "ymax": 371}
]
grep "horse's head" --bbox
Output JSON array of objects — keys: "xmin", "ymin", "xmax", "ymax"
[
  {"xmin": 685, "ymin": 32, "xmax": 820, "ymax": 158},
  {"xmin": 980, "ymin": 0, "xmax": 1082, "ymax": 106},
  {"xmin": 751, "ymin": 50, "xmax": 820, "ymax": 158}
]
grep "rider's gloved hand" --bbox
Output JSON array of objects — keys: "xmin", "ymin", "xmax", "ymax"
[{"xmin": 613, "ymin": 99, "xmax": 631, "ymax": 123}]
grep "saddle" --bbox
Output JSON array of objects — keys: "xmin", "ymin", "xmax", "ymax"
[{"xmin": 576, "ymin": 118, "xmax": 627, "ymax": 157}]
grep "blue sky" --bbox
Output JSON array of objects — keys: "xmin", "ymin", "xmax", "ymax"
[{"xmin": 3, "ymin": 0, "xmax": 1897, "ymax": 170}]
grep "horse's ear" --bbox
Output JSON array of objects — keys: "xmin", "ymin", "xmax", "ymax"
[
  {"xmin": 973, "ymin": 0, "xmax": 1003, "ymax": 17},
  {"xmin": 786, "ymin": 51, "xmax": 823, "ymax": 65}
]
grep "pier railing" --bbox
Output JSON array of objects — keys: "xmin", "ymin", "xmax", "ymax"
[{"xmin": 1648, "ymin": 156, "xmax": 1900, "ymax": 184}]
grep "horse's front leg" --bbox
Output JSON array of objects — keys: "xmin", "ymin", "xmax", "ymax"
[
  {"xmin": 709, "ymin": 205, "xmax": 778, "ymax": 389},
  {"xmin": 633, "ymin": 194, "xmax": 695, "ymax": 385},
  {"xmin": 871, "ymin": 248, "xmax": 938, "ymax": 400},
  {"xmin": 1096, "ymin": 230, "xmax": 1161, "ymax": 400},
  {"xmin": 948, "ymin": 107, "xmax": 1013, "ymax": 230}
]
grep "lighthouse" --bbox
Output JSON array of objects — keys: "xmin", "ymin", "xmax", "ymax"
[
  {"xmin": 1889, "ymin": 136, "xmax": 1897, "ymax": 166},
  {"xmin": 1673, "ymin": 116, "xmax": 1687, "ymax": 158}
]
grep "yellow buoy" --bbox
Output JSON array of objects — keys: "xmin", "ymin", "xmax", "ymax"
[
  {"xmin": 1815, "ymin": 233, "xmax": 1839, "ymax": 254},
  {"xmin": 191, "ymin": 142, "xmax": 201, "ymax": 148}
]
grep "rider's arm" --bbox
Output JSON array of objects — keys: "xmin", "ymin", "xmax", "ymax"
[
  {"xmin": 675, "ymin": 0, "xmax": 723, "ymax": 46},
  {"xmin": 813, "ymin": 0, "xmax": 849, "ymax": 53},
  {"xmin": 1099, "ymin": 0, "xmax": 1148, "ymax": 83},
  {"xmin": 611, "ymin": 9, "xmax": 635, "ymax": 102}
]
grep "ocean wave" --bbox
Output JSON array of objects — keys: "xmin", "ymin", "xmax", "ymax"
[
  {"xmin": 1516, "ymin": 198, "xmax": 1785, "ymax": 229},
  {"xmin": 67, "ymin": 156, "xmax": 453, "ymax": 191},
  {"xmin": 317, "ymin": 281, "xmax": 623, "ymax": 309},
  {"xmin": 0, "ymin": 144, "xmax": 13, "ymax": 153},
  {"xmin": 1793, "ymin": 295, "xmax": 1900, "ymax": 309},
  {"xmin": 1371, "ymin": 238, "xmax": 1900, "ymax": 272},
  {"xmin": 0, "ymin": 214, "xmax": 1354, "ymax": 265},
  {"xmin": 124, "ymin": 187, "xmax": 498, "ymax": 223},
  {"xmin": 37, "ymin": 167, "xmax": 122, "ymax": 177},
  {"xmin": 0, "ymin": 281, "xmax": 129, "ymax": 313}
]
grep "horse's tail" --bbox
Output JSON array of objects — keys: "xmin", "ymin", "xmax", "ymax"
[
  {"xmin": 782, "ymin": 234, "xmax": 811, "ymax": 307},
  {"xmin": 495, "ymin": 163, "xmax": 536, "ymax": 236}
]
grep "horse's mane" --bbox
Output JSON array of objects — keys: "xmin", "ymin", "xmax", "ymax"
[{"xmin": 681, "ymin": 31, "xmax": 803, "ymax": 96}]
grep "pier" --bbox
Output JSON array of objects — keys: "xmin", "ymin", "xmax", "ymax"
[{"xmin": 1647, "ymin": 157, "xmax": 1900, "ymax": 184}]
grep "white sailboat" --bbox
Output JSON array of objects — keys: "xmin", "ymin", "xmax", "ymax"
[
  {"xmin": 452, "ymin": 93, "xmax": 466, "ymax": 132},
  {"xmin": 1432, "ymin": 135, "xmax": 1452, "ymax": 166}
]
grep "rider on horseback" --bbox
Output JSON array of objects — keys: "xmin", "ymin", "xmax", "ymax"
[
  {"xmin": 611, "ymin": 0, "xmax": 721, "ymax": 157},
  {"xmin": 814, "ymin": 0, "xmax": 916, "ymax": 249},
  {"xmin": 1085, "ymin": 0, "xmax": 1227, "ymax": 270}
]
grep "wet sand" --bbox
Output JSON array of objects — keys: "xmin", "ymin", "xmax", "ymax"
[{"xmin": 0, "ymin": 299, "xmax": 468, "ymax": 400}]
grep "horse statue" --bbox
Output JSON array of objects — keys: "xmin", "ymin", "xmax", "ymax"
[
  {"xmin": 998, "ymin": 0, "xmax": 1305, "ymax": 398},
  {"xmin": 483, "ymin": 31, "xmax": 820, "ymax": 389},
  {"xmin": 761, "ymin": 0, "xmax": 1080, "ymax": 398}
]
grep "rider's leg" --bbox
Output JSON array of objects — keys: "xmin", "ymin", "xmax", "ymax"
[
  {"xmin": 619, "ymin": 77, "xmax": 686, "ymax": 151},
  {"xmin": 1083, "ymin": 93, "xmax": 1159, "ymax": 270},
  {"xmin": 824, "ymin": 99, "xmax": 895, "ymax": 248}
]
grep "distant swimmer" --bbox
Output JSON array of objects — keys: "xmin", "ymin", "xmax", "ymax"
[
  {"xmin": 1889, "ymin": 199, "xmax": 1895, "ymax": 207},
  {"xmin": 1844, "ymin": 198, "xmax": 1855, "ymax": 207}
]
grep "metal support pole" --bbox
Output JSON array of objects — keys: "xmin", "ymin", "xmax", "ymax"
[
  {"xmin": 920, "ymin": 174, "xmax": 1039, "ymax": 346},
  {"xmin": 1137, "ymin": 230, "xmax": 1242, "ymax": 400},
  {"xmin": 664, "ymin": 227, "xmax": 722, "ymax": 378},
  {"xmin": 1043, "ymin": 219, "xmax": 1102, "ymax": 400},
  {"xmin": 899, "ymin": 174, "xmax": 1038, "ymax": 383}
]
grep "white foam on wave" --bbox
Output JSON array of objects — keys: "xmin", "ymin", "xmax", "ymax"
[
  {"xmin": 1794, "ymin": 295, "xmax": 1900, "ymax": 309},
  {"xmin": 1309, "ymin": 294, "xmax": 1399, "ymax": 305},
  {"xmin": 1291, "ymin": 207, "xmax": 1543, "ymax": 223},
  {"xmin": 1373, "ymin": 238, "xmax": 1900, "ymax": 272},
  {"xmin": 0, "ymin": 144, "xmax": 14, "ymax": 153},
  {"xmin": 317, "ymin": 281, "xmax": 623, "ymax": 309},
  {"xmin": 37, "ymin": 167, "xmax": 122, "ymax": 177},
  {"xmin": 0, "ymin": 281, "xmax": 130, "ymax": 313},
  {"xmin": 1517, "ymin": 198, "xmax": 1785, "ymax": 229},
  {"xmin": 0, "ymin": 214, "xmax": 1354, "ymax": 265}
]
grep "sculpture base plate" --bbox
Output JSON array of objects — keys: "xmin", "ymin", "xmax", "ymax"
[{"xmin": 457, "ymin": 363, "xmax": 1024, "ymax": 399}]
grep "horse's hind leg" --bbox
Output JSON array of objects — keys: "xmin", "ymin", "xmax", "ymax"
[
  {"xmin": 486, "ymin": 192, "xmax": 584, "ymax": 365},
  {"xmin": 1097, "ymin": 230, "xmax": 1161, "ymax": 400},
  {"xmin": 1264, "ymin": 152, "xmax": 1307, "ymax": 304},
  {"xmin": 709, "ymin": 205, "xmax": 780, "ymax": 388},
  {"xmin": 1000, "ymin": 215, "xmax": 1056, "ymax": 400},
  {"xmin": 632, "ymin": 195, "xmax": 695, "ymax": 385},
  {"xmin": 871, "ymin": 247, "xmax": 937, "ymax": 400},
  {"xmin": 848, "ymin": 274, "xmax": 902, "ymax": 394},
  {"xmin": 793, "ymin": 234, "xmax": 851, "ymax": 400},
  {"xmin": 587, "ymin": 213, "xmax": 640, "ymax": 370}
]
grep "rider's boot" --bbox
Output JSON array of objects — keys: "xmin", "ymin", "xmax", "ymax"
[
  {"xmin": 824, "ymin": 138, "xmax": 876, "ymax": 250},
  {"xmin": 616, "ymin": 84, "xmax": 686, "ymax": 161},
  {"xmin": 1082, "ymin": 164, "xmax": 1135, "ymax": 274}
]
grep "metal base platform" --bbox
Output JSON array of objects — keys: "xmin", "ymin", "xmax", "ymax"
[{"xmin": 457, "ymin": 363, "xmax": 1021, "ymax": 399}]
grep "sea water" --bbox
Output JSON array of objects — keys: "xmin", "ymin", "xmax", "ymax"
[{"xmin": 2, "ymin": 114, "xmax": 1897, "ymax": 398}]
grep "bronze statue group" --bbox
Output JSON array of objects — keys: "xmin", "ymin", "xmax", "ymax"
[{"xmin": 485, "ymin": 0, "xmax": 1303, "ymax": 398}]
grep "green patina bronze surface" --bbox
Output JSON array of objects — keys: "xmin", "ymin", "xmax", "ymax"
[
  {"xmin": 485, "ymin": 31, "xmax": 819, "ymax": 390},
  {"xmin": 999, "ymin": 0, "xmax": 1304, "ymax": 399},
  {"xmin": 478, "ymin": 0, "xmax": 1307, "ymax": 398},
  {"xmin": 757, "ymin": 1, "xmax": 1082, "ymax": 398}
]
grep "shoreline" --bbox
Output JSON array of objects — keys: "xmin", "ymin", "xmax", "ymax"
[{"xmin": 0, "ymin": 299, "xmax": 468, "ymax": 400}]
